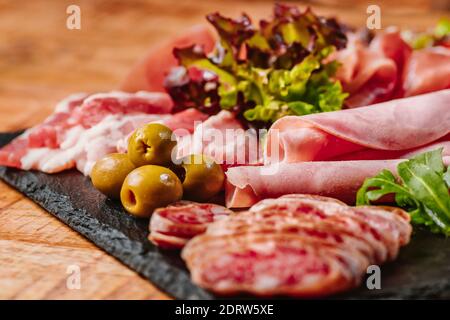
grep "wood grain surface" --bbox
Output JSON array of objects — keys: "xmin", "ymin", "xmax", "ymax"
[{"xmin": 0, "ymin": 0, "xmax": 448, "ymax": 300}]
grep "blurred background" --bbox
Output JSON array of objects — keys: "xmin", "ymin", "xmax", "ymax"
[{"xmin": 0, "ymin": 0, "xmax": 449, "ymax": 131}]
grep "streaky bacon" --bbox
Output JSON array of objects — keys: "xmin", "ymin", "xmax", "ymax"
[{"xmin": 0, "ymin": 91, "xmax": 209, "ymax": 175}]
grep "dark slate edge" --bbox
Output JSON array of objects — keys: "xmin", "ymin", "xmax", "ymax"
[
  {"xmin": 0, "ymin": 132, "xmax": 212, "ymax": 300},
  {"xmin": 0, "ymin": 167, "xmax": 213, "ymax": 299}
]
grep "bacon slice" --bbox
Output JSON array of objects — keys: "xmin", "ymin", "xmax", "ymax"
[
  {"xmin": 0, "ymin": 91, "xmax": 208, "ymax": 175},
  {"xmin": 149, "ymin": 202, "xmax": 232, "ymax": 249},
  {"xmin": 182, "ymin": 195, "xmax": 411, "ymax": 297}
]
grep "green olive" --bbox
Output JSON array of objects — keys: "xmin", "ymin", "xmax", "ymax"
[
  {"xmin": 91, "ymin": 153, "xmax": 135, "ymax": 199},
  {"xmin": 127, "ymin": 123, "xmax": 177, "ymax": 167},
  {"xmin": 120, "ymin": 165, "xmax": 183, "ymax": 218},
  {"xmin": 180, "ymin": 154, "xmax": 224, "ymax": 202}
]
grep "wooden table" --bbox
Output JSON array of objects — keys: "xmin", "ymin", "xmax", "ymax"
[{"xmin": 0, "ymin": 0, "xmax": 447, "ymax": 299}]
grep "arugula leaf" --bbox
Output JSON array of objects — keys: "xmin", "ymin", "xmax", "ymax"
[
  {"xmin": 165, "ymin": 4, "xmax": 348, "ymax": 127},
  {"xmin": 398, "ymin": 160, "xmax": 450, "ymax": 227},
  {"xmin": 356, "ymin": 149, "xmax": 450, "ymax": 235},
  {"xmin": 356, "ymin": 169, "xmax": 415, "ymax": 205}
]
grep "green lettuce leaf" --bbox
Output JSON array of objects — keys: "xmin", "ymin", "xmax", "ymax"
[{"xmin": 165, "ymin": 4, "xmax": 348, "ymax": 127}]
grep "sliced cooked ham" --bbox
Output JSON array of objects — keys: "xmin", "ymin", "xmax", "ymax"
[
  {"xmin": 225, "ymin": 159, "xmax": 401, "ymax": 207},
  {"xmin": 183, "ymin": 195, "xmax": 411, "ymax": 297},
  {"xmin": 120, "ymin": 25, "xmax": 216, "ymax": 93},
  {"xmin": 265, "ymin": 90, "xmax": 450, "ymax": 164}
]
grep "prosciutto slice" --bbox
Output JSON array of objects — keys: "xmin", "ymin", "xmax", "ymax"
[
  {"xmin": 120, "ymin": 25, "xmax": 215, "ymax": 93},
  {"xmin": 333, "ymin": 30, "xmax": 450, "ymax": 107}
]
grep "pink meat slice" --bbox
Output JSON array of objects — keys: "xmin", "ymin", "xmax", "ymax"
[
  {"xmin": 176, "ymin": 110, "xmax": 262, "ymax": 168},
  {"xmin": 0, "ymin": 93, "xmax": 88, "ymax": 169},
  {"xmin": 402, "ymin": 46, "xmax": 450, "ymax": 97},
  {"xmin": 183, "ymin": 234, "xmax": 356, "ymax": 297},
  {"xmin": 182, "ymin": 195, "xmax": 411, "ymax": 297},
  {"xmin": 333, "ymin": 30, "xmax": 450, "ymax": 107},
  {"xmin": 265, "ymin": 90, "xmax": 450, "ymax": 164},
  {"xmin": 225, "ymin": 159, "xmax": 402, "ymax": 207},
  {"xmin": 248, "ymin": 198, "xmax": 409, "ymax": 260},
  {"xmin": 149, "ymin": 202, "xmax": 232, "ymax": 249},
  {"xmin": 0, "ymin": 91, "xmax": 209, "ymax": 175},
  {"xmin": 120, "ymin": 25, "xmax": 216, "ymax": 93},
  {"xmin": 69, "ymin": 91, "xmax": 173, "ymax": 127}
]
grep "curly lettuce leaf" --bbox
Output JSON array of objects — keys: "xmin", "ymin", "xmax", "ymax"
[
  {"xmin": 435, "ymin": 17, "xmax": 450, "ymax": 38},
  {"xmin": 165, "ymin": 4, "xmax": 348, "ymax": 127}
]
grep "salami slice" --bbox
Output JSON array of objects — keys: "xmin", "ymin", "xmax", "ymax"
[
  {"xmin": 183, "ymin": 233, "xmax": 356, "ymax": 297},
  {"xmin": 149, "ymin": 202, "xmax": 232, "ymax": 249},
  {"xmin": 182, "ymin": 194, "xmax": 412, "ymax": 297}
]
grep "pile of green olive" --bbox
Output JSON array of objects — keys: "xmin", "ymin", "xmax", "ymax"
[{"xmin": 91, "ymin": 123, "xmax": 224, "ymax": 218}]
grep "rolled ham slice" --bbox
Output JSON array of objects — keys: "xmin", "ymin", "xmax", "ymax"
[
  {"xmin": 225, "ymin": 159, "xmax": 401, "ymax": 207},
  {"xmin": 265, "ymin": 90, "xmax": 450, "ymax": 164},
  {"xmin": 227, "ymin": 91, "xmax": 450, "ymax": 208}
]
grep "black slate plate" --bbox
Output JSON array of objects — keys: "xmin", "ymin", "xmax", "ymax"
[{"xmin": 1, "ymin": 132, "xmax": 450, "ymax": 299}]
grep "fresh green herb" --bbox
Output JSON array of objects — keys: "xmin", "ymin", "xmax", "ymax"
[
  {"xmin": 357, "ymin": 149, "xmax": 450, "ymax": 235},
  {"xmin": 165, "ymin": 4, "xmax": 348, "ymax": 127}
]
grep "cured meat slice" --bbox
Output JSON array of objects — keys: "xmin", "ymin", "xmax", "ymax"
[
  {"xmin": 120, "ymin": 25, "xmax": 216, "ymax": 93},
  {"xmin": 246, "ymin": 197, "xmax": 410, "ymax": 260},
  {"xmin": 0, "ymin": 93, "xmax": 88, "ymax": 169},
  {"xmin": 333, "ymin": 32, "xmax": 400, "ymax": 108},
  {"xmin": 265, "ymin": 90, "xmax": 450, "ymax": 164},
  {"xmin": 402, "ymin": 46, "xmax": 450, "ymax": 97},
  {"xmin": 203, "ymin": 212, "xmax": 377, "ymax": 265},
  {"xmin": 182, "ymin": 194, "xmax": 412, "ymax": 297},
  {"xmin": 149, "ymin": 231, "xmax": 189, "ymax": 250},
  {"xmin": 225, "ymin": 159, "xmax": 402, "ymax": 207},
  {"xmin": 183, "ymin": 234, "xmax": 356, "ymax": 297},
  {"xmin": 176, "ymin": 110, "xmax": 262, "ymax": 168},
  {"xmin": 149, "ymin": 202, "xmax": 232, "ymax": 249},
  {"xmin": 333, "ymin": 30, "xmax": 450, "ymax": 107},
  {"xmin": 69, "ymin": 91, "xmax": 173, "ymax": 127},
  {"xmin": 0, "ymin": 91, "xmax": 208, "ymax": 175}
]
